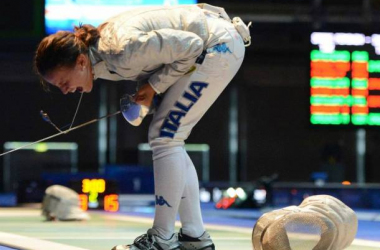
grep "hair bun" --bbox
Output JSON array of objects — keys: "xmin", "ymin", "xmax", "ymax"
[{"xmin": 74, "ymin": 24, "xmax": 100, "ymax": 47}]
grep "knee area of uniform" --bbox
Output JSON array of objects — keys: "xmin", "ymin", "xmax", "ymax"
[{"xmin": 149, "ymin": 138, "xmax": 186, "ymax": 160}]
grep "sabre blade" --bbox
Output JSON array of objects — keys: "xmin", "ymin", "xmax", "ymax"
[{"xmin": 0, "ymin": 111, "xmax": 121, "ymax": 157}]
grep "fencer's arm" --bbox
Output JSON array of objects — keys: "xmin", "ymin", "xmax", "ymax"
[
  {"xmin": 123, "ymin": 29, "xmax": 204, "ymax": 94},
  {"xmin": 134, "ymin": 83, "xmax": 155, "ymax": 107}
]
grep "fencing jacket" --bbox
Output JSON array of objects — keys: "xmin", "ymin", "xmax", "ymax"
[{"xmin": 89, "ymin": 4, "xmax": 230, "ymax": 94}]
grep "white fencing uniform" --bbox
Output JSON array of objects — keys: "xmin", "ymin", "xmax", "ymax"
[
  {"xmin": 149, "ymin": 15, "xmax": 245, "ymax": 238},
  {"xmin": 89, "ymin": 4, "xmax": 247, "ymax": 239}
]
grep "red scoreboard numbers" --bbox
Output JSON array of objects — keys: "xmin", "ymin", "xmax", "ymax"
[{"xmin": 80, "ymin": 179, "xmax": 119, "ymax": 212}]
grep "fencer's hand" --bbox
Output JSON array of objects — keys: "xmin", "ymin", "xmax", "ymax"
[{"xmin": 134, "ymin": 83, "xmax": 156, "ymax": 107}]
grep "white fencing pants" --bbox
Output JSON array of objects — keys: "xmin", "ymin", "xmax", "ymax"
[{"xmin": 148, "ymin": 16, "xmax": 246, "ymax": 239}]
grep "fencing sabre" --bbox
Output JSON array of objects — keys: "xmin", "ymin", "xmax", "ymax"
[
  {"xmin": 0, "ymin": 91, "xmax": 158, "ymax": 157},
  {"xmin": 0, "ymin": 111, "xmax": 121, "ymax": 157},
  {"xmin": 0, "ymin": 92, "xmax": 120, "ymax": 157}
]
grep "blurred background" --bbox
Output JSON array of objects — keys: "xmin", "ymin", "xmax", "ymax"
[{"xmin": 1, "ymin": 0, "xmax": 380, "ymax": 212}]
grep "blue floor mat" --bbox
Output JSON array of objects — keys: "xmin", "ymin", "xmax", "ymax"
[
  {"xmin": 0, "ymin": 246, "xmax": 18, "ymax": 250},
  {"xmin": 357, "ymin": 220, "xmax": 380, "ymax": 241}
]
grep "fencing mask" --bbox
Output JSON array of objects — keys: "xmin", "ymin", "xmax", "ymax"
[
  {"xmin": 252, "ymin": 195, "xmax": 358, "ymax": 250},
  {"xmin": 42, "ymin": 185, "xmax": 89, "ymax": 221}
]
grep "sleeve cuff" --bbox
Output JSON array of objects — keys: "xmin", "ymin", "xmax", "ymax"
[{"xmin": 148, "ymin": 79, "xmax": 162, "ymax": 94}]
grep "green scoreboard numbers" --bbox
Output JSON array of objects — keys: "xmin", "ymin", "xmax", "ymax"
[{"xmin": 310, "ymin": 32, "xmax": 380, "ymax": 126}]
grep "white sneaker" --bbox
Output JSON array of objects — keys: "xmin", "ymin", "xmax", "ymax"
[
  {"xmin": 111, "ymin": 228, "xmax": 181, "ymax": 250},
  {"xmin": 178, "ymin": 230, "xmax": 215, "ymax": 250}
]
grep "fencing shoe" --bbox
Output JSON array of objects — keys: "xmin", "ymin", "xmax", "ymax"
[
  {"xmin": 111, "ymin": 228, "xmax": 181, "ymax": 250},
  {"xmin": 178, "ymin": 230, "xmax": 215, "ymax": 250}
]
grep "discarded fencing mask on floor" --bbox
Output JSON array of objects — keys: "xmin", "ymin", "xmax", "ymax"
[
  {"xmin": 252, "ymin": 195, "xmax": 358, "ymax": 250},
  {"xmin": 42, "ymin": 185, "xmax": 89, "ymax": 221}
]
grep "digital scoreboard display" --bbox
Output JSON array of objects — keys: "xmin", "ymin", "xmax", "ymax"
[
  {"xmin": 71, "ymin": 179, "xmax": 119, "ymax": 212},
  {"xmin": 45, "ymin": 0, "xmax": 197, "ymax": 34},
  {"xmin": 310, "ymin": 32, "xmax": 380, "ymax": 126}
]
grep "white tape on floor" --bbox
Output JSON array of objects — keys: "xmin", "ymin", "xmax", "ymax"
[
  {"xmin": 0, "ymin": 232, "xmax": 89, "ymax": 250},
  {"xmin": 0, "ymin": 210, "xmax": 40, "ymax": 217}
]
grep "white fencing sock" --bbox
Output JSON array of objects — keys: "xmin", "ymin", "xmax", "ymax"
[
  {"xmin": 178, "ymin": 151, "xmax": 205, "ymax": 238},
  {"xmin": 152, "ymin": 146, "xmax": 187, "ymax": 239}
]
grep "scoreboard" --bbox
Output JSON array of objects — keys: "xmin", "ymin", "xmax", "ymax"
[
  {"xmin": 71, "ymin": 179, "xmax": 119, "ymax": 212},
  {"xmin": 310, "ymin": 32, "xmax": 380, "ymax": 126},
  {"xmin": 45, "ymin": 0, "xmax": 197, "ymax": 34}
]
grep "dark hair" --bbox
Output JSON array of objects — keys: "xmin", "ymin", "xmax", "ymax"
[{"xmin": 34, "ymin": 24, "xmax": 100, "ymax": 88}]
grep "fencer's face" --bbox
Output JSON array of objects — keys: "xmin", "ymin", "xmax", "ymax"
[{"xmin": 44, "ymin": 54, "xmax": 93, "ymax": 94}]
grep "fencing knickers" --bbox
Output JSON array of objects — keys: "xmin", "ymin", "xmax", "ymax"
[
  {"xmin": 42, "ymin": 185, "xmax": 89, "ymax": 221},
  {"xmin": 252, "ymin": 195, "xmax": 358, "ymax": 250}
]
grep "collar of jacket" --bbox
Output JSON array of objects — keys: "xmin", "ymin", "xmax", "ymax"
[{"xmin": 89, "ymin": 44, "xmax": 125, "ymax": 81}]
